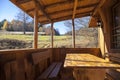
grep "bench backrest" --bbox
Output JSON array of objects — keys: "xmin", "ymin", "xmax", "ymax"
[{"xmin": 31, "ymin": 49, "xmax": 52, "ymax": 65}]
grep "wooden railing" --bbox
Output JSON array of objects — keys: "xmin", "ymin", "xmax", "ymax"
[
  {"xmin": 0, "ymin": 48, "xmax": 101, "ymax": 80},
  {"xmin": 52, "ymin": 48, "xmax": 102, "ymax": 62}
]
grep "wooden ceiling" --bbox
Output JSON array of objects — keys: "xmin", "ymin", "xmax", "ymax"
[{"xmin": 10, "ymin": 0, "xmax": 102, "ymax": 24}]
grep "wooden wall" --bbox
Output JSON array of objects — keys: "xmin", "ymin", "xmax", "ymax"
[{"xmin": 97, "ymin": 0, "xmax": 120, "ymax": 79}]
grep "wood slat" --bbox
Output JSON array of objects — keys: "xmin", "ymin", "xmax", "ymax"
[
  {"xmin": 44, "ymin": 0, "xmax": 75, "ymax": 9},
  {"xmin": 31, "ymin": 51, "xmax": 51, "ymax": 65},
  {"xmin": 16, "ymin": 0, "xmax": 31, "ymax": 4},
  {"xmin": 16, "ymin": 53, "xmax": 25, "ymax": 80},
  {"xmin": 64, "ymin": 53, "xmax": 120, "ymax": 68},
  {"xmin": 40, "ymin": 11, "xmax": 91, "ymax": 24},
  {"xmin": 38, "ymin": 63, "xmax": 57, "ymax": 79},
  {"xmin": 49, "ymin": 62, "xmax": 62, "ymax": 78},
  {"xmin": 4, "ymin": 63, "xmax": 11, "ymax": 80},
  {"xmin": 10, "ymin": 0, "xmax": 101, "ymax": 24},
  {"xmin": 37, "ymin": 3, "xmax": 98, "ymax": 17}
]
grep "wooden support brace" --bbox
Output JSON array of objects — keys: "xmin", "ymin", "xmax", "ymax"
[{"xmin": 33, "ymin": 5, "xmax": 38, "ymax": 49}]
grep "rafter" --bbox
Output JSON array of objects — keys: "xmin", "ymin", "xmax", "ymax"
[
  {"xmin": 26, "ymin": 8, "xmax": 34, "ymax": 13},
  {"xmin": 33, "ymin": 0, "xmax": 52, "ymax": 22},
  {"xmin": 16, "ymin": 0, "xmax": 32, "ymax": 4},
  {"xmin": 44, "ymin": 0, "xmax": 75, "ymax": 9},
  {"xmin": 40, "ymin": 11, "xmax": 91, "ymax": 24},
  {"xmin": 37, "ymin": 3, "xmax": 97, "ymax": 18},
  {"xmin": 93, "ymin": 0, "xmax": 106, "ymax": 16}
]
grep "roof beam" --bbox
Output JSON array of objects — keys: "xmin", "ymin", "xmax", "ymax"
[
  {"xmin": 44, "ymin": 0, "xmax": 75, "ymax": 9},
  {"xmin": 27, "ymin": 3, "xmax": 98, "ymax": 15},
  {"xmin": 16, "ymin": 0, "xmax": 32, "ymax": 4},
  {"xmin": 26, "ymin": 8, "xmax": 34, "ymax": 13},
  {"xmin": 93, "ymin": 0, "xmax": 106, "ymax": 16},
  {"xmin": 40, "ymin": 11, "xmax": 91, "ymax": 24},
  {"xmin": 37, "ymin": 3, "xmax": 97, "ymax": 18},
  {"xmin": 33, "ymin": 0, "xmax": 52, "ymax": 22}
]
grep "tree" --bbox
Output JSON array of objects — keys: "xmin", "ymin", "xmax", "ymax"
[
  {"xmin": 0, "ymin": 19, "xmax": 7, "ymax": 30},
  {"xmin": 64, "ymin": 17, "xmax": 90, "ymax": 30},
  {"xmin": 16, "ymin": 9, "xmax": 31, "ymax": 34},
  {"xmin": 64, "ymin": 17, "xmax": 98, "ymax": 47}
]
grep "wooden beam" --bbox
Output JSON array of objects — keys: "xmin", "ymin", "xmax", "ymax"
[
  {"xmin": 39, "ymin": 11, "xmax": 92, "ymax": 22},
  {"xmin": 93, "ymin": 0, "xmax": 106, "ymax": 16},
  {"xmin": 72, "ymin": 0, "xmax": 78, "ymax": 48},
  {"xmin": 40, "ymin": 12, "xmax": 91, "ymax": 24},
  {"xmin": 33, "ymin": 0, "xmax": 52, "ymax": 22},
  {"xmin": 51, "ymin": 23, "xmax": 54, "ymax": 48},
  {"xmin": 38, "ymin": 3, "xmax": 97, "ymax": 18},
  {"xmin": 33, "ymin": 6, "xmax": 38, "ymax": 49},
  {"xmin": 26, "ymin": 8, "xmax": 34, "ymax": 13},
  {"xmin": 16, "ymin": 0, "xmax": 31, "ymax": 4},
  {"xmin": 44, "ymin": 0, "xmax": 75, "ymax": 9}
]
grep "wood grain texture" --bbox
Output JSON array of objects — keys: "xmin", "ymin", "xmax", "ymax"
[
  {"xmin": 10, "ymin": 0, "xmax": 101, "ymax": 24},
  {"xmin": 48, "ymin": 62, "xmax": 62, "ymax": 78},
  {"xmin": 64, "ymin": 53, "xmax": 120, "ymax": 69}
]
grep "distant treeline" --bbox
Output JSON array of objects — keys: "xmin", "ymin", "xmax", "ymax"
[{"xmin": 0, "ymin": 19, "xmax": 60, "ymax": 35}]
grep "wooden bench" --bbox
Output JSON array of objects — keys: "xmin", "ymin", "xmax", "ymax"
[
  {"xmin": 38, "ymin": 62, "xmax": 62, "ymax": 80},
  {"xmin": 31, "ymin": 50, "xmax": 62, "ymax": 80}
]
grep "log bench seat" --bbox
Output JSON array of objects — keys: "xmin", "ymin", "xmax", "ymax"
[{"xmin": 37, "ymin": 62, "xmax": 62, "ymax": 80}]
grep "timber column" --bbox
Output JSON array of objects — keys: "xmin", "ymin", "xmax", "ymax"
[{"xmin": 33, "ymin": 5, "xmax": 38, "ymax": 49}]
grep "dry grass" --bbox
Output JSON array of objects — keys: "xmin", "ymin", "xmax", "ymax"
[{"xmin": 0, "ymin": 34, "xmax": 97, "ymax": 49}]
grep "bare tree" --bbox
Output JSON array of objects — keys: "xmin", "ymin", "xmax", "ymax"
[
  {"xmin": 64, "ymin": 17, "xmax": 90, "ymax": 30},
  {"xmin": 64, "ymin": 17, "xmax": 98, "ymax": 47},
  {"xmin": 16, "ymin": 9, "xmax": 30, "ymax": 34}
]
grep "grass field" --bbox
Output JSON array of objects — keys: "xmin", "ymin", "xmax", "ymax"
[{"xmin": 0, "ymin": 34, "xmax": 97, "ymax": 49}]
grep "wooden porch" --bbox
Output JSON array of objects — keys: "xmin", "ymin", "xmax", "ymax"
[{"xmin": 0, "ymin": 0, "xmax": 120, "ymax": 80}]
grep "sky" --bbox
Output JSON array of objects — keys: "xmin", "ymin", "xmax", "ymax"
[
  {"xmin": 0, "ymin": 0, "xmax": 69, "ymax": 34},
  {"xmin": 0, "ymin": 0, "xmax": 90, "ymax": 34}
]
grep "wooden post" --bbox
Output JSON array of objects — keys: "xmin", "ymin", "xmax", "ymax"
[
  {"xmin": 72, "ymin": 0, "xmax": 78, "ymax": 48},
  {"xmin": 72, "ymin": 19, "xmax": 75, "ymax": 48},
  {"xmin": 33, "ymin": 6, "xmax": 38, "ymax": 49},
  {"xmin": 51, "ymin": 23, "xmax": 54, "ymax": 48}
]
